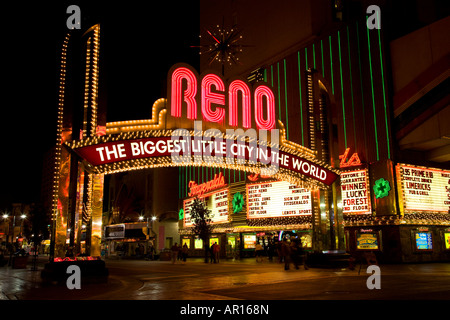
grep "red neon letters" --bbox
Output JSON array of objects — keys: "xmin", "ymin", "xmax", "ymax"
[
  {"xmin": 171, "ymin": 67, "xmax": 197, "ymax": 119},
  {"xmin": 169, "ymin": 65, "xmax": 275, "ymax": 130}
]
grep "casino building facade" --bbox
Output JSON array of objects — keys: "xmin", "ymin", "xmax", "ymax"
[{"xmin": 50, "ymin": 1, "xmax": 450, "ymax": 263}]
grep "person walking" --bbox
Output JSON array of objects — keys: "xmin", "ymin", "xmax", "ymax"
[
  {"xmin": 171, "ymin": 243, "xmax": 180, "ymax": 264},
  {"xmin": 210, "ymin": 243, "xmax": 215, "ymax": 263},
  {"xmin": 213, "ymin": 242, "xmax": 220, "ymax": 263},
  {"xmin": 290, "ymin": 238, "xmax": 300, "ymax": 270},
  {"xmin": 255, "ymin": 242, "xmax": 264, "ymax": 263},
  {"xmin": 181, "ymin": 243, "xmax": 188, "ymax": 264},
  {"xmin": 280, "ymin": 239, "xmax": 291, "ymax": 270},
  {"xmin": 298, "ymin": 239, "xmax": 309, "ymax": 270}
]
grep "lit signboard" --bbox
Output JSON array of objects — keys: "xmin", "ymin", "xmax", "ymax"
[
  {"xmin": 104, "ymin": 224, "xmax": 125, "ymax": 239},
  {"xmin": 415, "ymin": 232, "xmax": 433, "ymax": 250},
  {"xmin": 356, "ymin": 232, "xmax": 379, "ymax": 250},
  {"xmin": 246, "ymin": 181, "xmax": 312, "ymax": 219},
  {"xmin": 340, "ymin": 169, "xmax": 371, "ymax": 214},
  {"xmin": 183, "ymin": 188, "xmax": 229, "ymax": 227},
  {"xmin": 243, "ymin": 234, "xmax": 256, "ymax": 249},
  {"xmin": 444, "ymin": 233, "xmax": 450, "ymax": 250},
  {"xmin": 397, "ymin": 164, "xmax": 450, "ymax": 213}
]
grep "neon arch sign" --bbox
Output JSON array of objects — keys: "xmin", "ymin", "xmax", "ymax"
[{"xmin": 167, "ymin": 64, "xmax": 276, "ymax": 130}]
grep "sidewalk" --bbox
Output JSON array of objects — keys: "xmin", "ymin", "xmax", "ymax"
[{"xmin": 2, "ymin": 254, "xmax": 450, "ymax": 300}]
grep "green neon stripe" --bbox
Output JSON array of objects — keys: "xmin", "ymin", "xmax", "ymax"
[
  {"xmin": 377, "ymin": 23, "xmax": 390, "ymax": 159},
  {"xmin": 329, "ymin": 36, "xmax": 335, "ymax": 95},
  {"xmin": 338, "ymin": 30, "xmax": 347, "ymax": 149},
  {"xmin": 305, "ymin": 48, "xmax": 308, "ymax": 70},
  {"xmin": 264, "ymin": 68, "xmax": 267, "ymax": 82},
  {"xmin": 277, "ymin": 63, "xmax": 282, "ymax": 119},
  {"xmin": 297, "ymin": 51, "xmax": 304, "ymax": 146},
  {"xmin": 321, "ymin": 40, "xmax": 325, "ymax": 78},
  {"xmin": 356, "ymin": 23, "xmax": 369, "ymax": 156},
  {"xmin": 346, "ymin": 26, "xmax": 357, "ymax": 150},
  {"xmin": 313, "ymin": 43, "xmax": 316, "ymax": 69},
  {"xmin": 185, "ymin": 167, "xmax": 188, "ymax": 197},
  {"xmin": 178, "ymin": 167, "xmax": 181, "ymax": 198},
  {"xmin": 366, "ymin": 21, "xmax": 380, "ymax": 161},
  {"xmin": 271, "ymin": 65, "xmax": 274, "ymax": 87},
  {"xmin": 283, "ymin": 59, "xmax": 289, "ymax": 140}
]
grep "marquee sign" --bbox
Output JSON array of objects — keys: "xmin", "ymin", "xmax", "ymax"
[
  {"xmin": 183, "ymin": 188, "xmax": 229, "ymax": 227},
  {"xmin": 67, "ymin": 63, "xmax": 340, "ymax": 189},
  {"xmin": 340, "ymin": 169, "xmax": 371, "ymax": 214},
  {"xmin": 167, "ymin": 63, "xmax": 275, "ymax": 131},
  {"xmin": 396, "ymin": 164, "xmax": 450, "ymax": 213},
  {"xmin": 246, "ymin": 180, "xmax": 312, "ymax": 219},
  {"xmin": 73, "ymin": 135, "xmax": 339, "ymax": 186}
]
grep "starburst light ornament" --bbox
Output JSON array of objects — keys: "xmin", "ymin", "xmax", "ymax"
[{"xmin": 191, "ymin": 22, "xmax": 251, "ymax": 71}]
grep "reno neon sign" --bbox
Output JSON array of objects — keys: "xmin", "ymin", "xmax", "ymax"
[{"xmin": 167, "ymin": 64, "xmax": 276, "ymax": 130}]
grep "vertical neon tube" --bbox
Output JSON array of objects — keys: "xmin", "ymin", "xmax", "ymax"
[
  {"xmin": 367, "ymin": 21, "xmax": 380, "ymax": 161},
  {"xmin": 297, "ymin": 51, "xmax": 304, "ymax": 146},
  {"xmin": 171, "ymin": 67, "xmax": 197, "ymax": 119},
  {"xmin": 338, "ymin": 30, "xmax": 348, "ymax": 149},
  {"xmin": 201, "ymin": 73, "xmax": 226, "ymax": 123},
  {"xmin": 228, "ymin": 80, "xmax": 251, "ymax": 128},
  {"xmin": 356, "ymin": 22, "xmax": 369, "ymax": 157},
  {"xmin": 283, "ymin": 59, "xmax": 289, "ymax": 140},
  {"xmin": 347, "ymin": 26, "xmax": 357, "ymax": 150},
  {"xmin": 254, "ymin": 85, "xmax": 276, "ymax": 130},
  {"xmin": 329, "ymin": 36, "xmax": 335, "ymax": 95},
  {"xmin": 377, "ymin": 18, "xmax": 390, "ymax": 159}
]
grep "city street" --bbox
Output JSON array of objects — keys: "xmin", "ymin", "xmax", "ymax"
[{"xmin": 1, "ymin": 256, "xmax": 450, "ymax": 301}]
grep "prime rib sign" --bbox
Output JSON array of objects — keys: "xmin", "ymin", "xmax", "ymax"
[{"xmin": 70, "ymin": 64, "xmax": 339, "ymax": 187}]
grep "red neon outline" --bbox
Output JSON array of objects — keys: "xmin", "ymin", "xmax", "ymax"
[
  {"xmin": 254, "ymin": 85, "xmax": 276, "ymax": 130},
  {"xmin": 228, "ymin": 80, "xmax": 251, "ymax": 128},
  {"xmin": 171, "ymin": 67, "xmax": 197, "ymax": 119},
  {"xmin": 201, "ymin": 73, "xmax": 226, "ymax": 123}
]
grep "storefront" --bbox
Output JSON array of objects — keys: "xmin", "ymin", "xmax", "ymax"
[
  {"xmin": 343, "ymin": 163, "xmax": 450, "ymax": 263},
  {"xmin": 178, "ymin": 171, "xmax": 317, "ymax": 259},
  {"xmin": 103, "ymin": 223, "xmax": 150, "ymax": 258}
]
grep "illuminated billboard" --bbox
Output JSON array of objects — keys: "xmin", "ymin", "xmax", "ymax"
[
  {"xmin": 246, "ymin": 180, "xmax": 312, "ymax": 219},
  {"xmin": 356, "ymin": 232, "xmax": 379, "ymax": 250},
  {"xmin": 183, "ymin": 188, "xmax": 229, "ymax": 227},
  {"xmin": 340, "ymin": 169, "xmax": 371, "ymax": 214},
  {"xmin": 415, "ymin": 232, "xmax": 433, "ymax": 250},
  {"xmin": 397, "ymin": 164, "xmax": 450, "ymax": 213}
]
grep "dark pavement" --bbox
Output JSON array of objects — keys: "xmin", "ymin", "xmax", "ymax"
[{"xmin": 1, "ymin": 255, "xmax": 450, "ymax": 302}]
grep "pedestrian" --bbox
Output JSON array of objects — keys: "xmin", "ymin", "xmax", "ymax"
[
  {"xmin": 298, "ymin": 239, "xmax": 309, "ymax": 270},
  {"xmin": 276, "ymin": 241, "xmax": 283, "ymax": 263},
  {"xmin": 290, "ymin": 238, "xmax": 300, "ymax": 269},
  {"xmin": 255, "ymin": 242, "xmax": 264, "ymax": 263},
  {"xmin": 177, "ymin": 243, "xmax": 182, "ymax": 261},
  {"xmin": 210, "ymin": 243, "xmax": 215, "ymax": 263},
  {"xmin": 213, "ymin": 242, "xmax": 220, "ymax": 263},
  {"xmin": 181, "ymin": 243, "xmax": 188, "ymax": 264},
  {"xmin": 267, "ymin": 241, "xmax": 275, "ymax": 262},
  {"xmin": 280, "ymin": 239, "xmax": 291, "ymax": 270},
  {"xmin": 171, "ymin": 243, "xmax": 180, "ymax": 264},
  {"xmin": 148, "ymin": 243, "xmax": 156, "ymax": 260}
]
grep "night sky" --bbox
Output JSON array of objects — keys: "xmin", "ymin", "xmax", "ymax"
[{"xmin": 1, "ymin": 1, "xmax": 200, "ymax": 208}]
